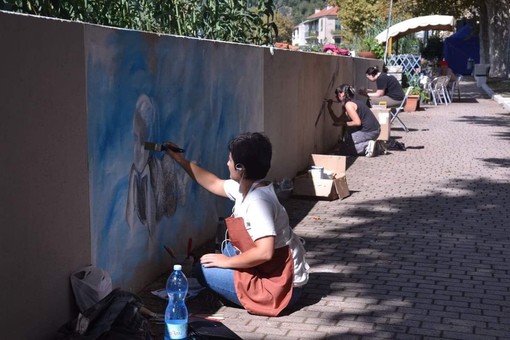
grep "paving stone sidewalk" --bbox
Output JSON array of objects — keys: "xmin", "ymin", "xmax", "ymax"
[{"xmin": 140, "ymin": 78, "xmax": 510, "ymax": 339}]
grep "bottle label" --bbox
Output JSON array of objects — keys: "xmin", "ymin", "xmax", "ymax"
[{"xmin": 166, "ymin": 322, "xmax": 187, "ymax": 339}]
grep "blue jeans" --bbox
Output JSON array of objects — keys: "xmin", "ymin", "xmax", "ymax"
[{"xmin": 194, "ymin": 241, "xmax": 303, "ymax": 309}]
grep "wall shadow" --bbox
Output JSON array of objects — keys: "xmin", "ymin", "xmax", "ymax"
[{"xmin": 286, "ymin": 176, "xmax": 510, "ymax": 338}]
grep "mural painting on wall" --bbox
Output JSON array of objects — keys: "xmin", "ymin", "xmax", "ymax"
[
  {"xmin": 86, "ymin": 27, "xmax": 263, "ymax": 288},
  {"xmin": 126, "ymin": 94, "xmax": 182, "ymax": 235}
]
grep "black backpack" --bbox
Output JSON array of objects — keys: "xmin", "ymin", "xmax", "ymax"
[{"xmin": 57, "ymin": 288, "xmax": 152, "ymax": 340}]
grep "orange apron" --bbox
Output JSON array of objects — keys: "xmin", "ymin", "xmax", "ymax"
[{"xmin": 225, "ymin": 216, "xmax": 294, "ymax": 316}]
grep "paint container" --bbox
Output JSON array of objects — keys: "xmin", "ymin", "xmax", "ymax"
[
  {"xmin": 322, "ymin": 170, "xmax": 334, "ymax": 179},
  {"xmin": 309, "ymin": 166, "xmax": 324, "ymax": 179}
]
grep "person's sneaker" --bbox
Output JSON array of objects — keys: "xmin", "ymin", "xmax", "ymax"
[{"xmin": 365, "ymin": 140, "xmax": 376, "ymax": 157}]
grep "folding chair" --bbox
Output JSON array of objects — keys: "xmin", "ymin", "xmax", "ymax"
[{"xmin": 389, "ymin": 86, "xmax": 413, "ymax": 133}]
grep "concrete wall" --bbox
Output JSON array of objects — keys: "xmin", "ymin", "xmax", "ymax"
[
  {"xmin": 0, "ymin": 13, "xmax": 90, "ymax": 339},
  {"xmin": 264, "ymin": 52, "xmax": 381, "ymax": 180},
  {"xmin": 0, "ymin": 10, "xmax": 382, "ymax": 339}
]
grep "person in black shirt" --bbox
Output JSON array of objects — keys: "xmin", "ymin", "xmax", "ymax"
[
  {"xmin": 366, "ymin": 66, "xmax": 405, "ymax": 107},
  {"xmin": 327, "ymin": 84, "xmax": 381, "ymax": 157}
]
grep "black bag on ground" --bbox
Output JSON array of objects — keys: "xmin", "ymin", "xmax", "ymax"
[
  {"xmin": 387, "ymin": 139, "xmax": 406, "ymax": 151},
  {"xmin": 56, "ymin": 288, "xmax": 152, "ymax": 340}
]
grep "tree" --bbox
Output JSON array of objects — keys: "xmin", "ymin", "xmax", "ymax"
[
  {"xmin": 401, "ymin": 0, "xmax": 477, "ymax": 19},
  {"xmin": 420, "ymin": 35, "xmax": 443, "ymax": 62},
  {"xmin": 284, "ymin": 0, "xmax": 328, "ymax": 25},
  {"xmin": 480, "ymin": 0, "xmax": 510, "ymax": 77},
  {"xmin": 329, "ymin": 0, "xmax": 410, "ymax": 46},
  {"xmin": 274, "ymin": 12, "xmax": 294, "ymax": 43},
  {"xmin": 331, "ymin": 0, "xmax": 383, "ymax": 42}
]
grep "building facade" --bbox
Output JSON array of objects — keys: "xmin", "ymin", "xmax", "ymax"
[{"xmin": 292, "ymin": 6, "xmax": 341, "ymax": 47}]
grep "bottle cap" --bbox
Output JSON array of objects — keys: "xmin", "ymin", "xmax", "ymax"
[{"xmin": 173, "ymin": 264, "xmax": 182, "ymax": 271}]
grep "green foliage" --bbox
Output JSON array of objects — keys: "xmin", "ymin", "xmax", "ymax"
[
  {"xmin": 299, "ymin": 42, "xmax": 323, "ymax": 53},
  {"xmin": 333, "ymin": 0, "xmax": 383, "ymax": 39},
  {"xmin": 406, "ymin": 77, "xmax": 430, "ymax": 103},
  {"xmin": 396, "ymin": 34, "xmax": 421, "ymax": 55},
  {"xmin": 420, "ymin": 35, "xmax": 443, "ymax": 63},
  {"xmin": 338, "ymin": 17, "xmax": 386, "ymax": 59},
  {"xmin": 401, "ymin": 0, "xmax": 478, "ymax": 19},
  {"xmin": 0, "ymin": 0, "xmax": 277, "ymax": 45},
  {"xmin": 359, "ymin": 37, "xmax": 384, "ymax": 59},
  {"xmin": 274, "ymin": 11, "xmax": 294, "ymax": 43},
  {"xmin": 282, "ymin": 0, "xmax": 328, "ymax": 25}
]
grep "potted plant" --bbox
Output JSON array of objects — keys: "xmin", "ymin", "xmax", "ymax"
[
  {"xmin": 404, "ymin": 77, "xmax": 430, "ymax": 112},
  {"xmin": 404, "ymin": 88, "xmax": 421, "ymax": 112},
  {"xmin": 358, "ymin": 37, "xmax": 384, "ymax": 59}
]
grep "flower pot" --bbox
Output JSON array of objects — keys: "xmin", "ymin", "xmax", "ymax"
[
  {"xmin": 404, "ymin": 95, "xmax": 420, "ymax": 112},
  {"xmin": 357, "ymin": 51, "xmax": 377, "ymax": 59}
]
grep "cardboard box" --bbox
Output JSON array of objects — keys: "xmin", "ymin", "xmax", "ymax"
[
  {"xmin": 372, "ymin": 108, "xmax": 390, "ymax": 141},
  {"xmin": 293, "ymin": 154, "xmax": 350, "ymax": 200}
]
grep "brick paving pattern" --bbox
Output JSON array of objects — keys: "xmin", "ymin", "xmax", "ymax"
[{"xmin": 140, "ymin": 78, "xmax": 510, "ymax": 339}]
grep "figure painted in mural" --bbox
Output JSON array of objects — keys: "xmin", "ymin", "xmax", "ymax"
[
  {"xmin": 327, "ymin": 84, "xmax": 380, "ymax": 157},
  {"xmin": 164, "ymin": 132, "xmax": 310, "ymax": 316},
  {"xmin": 126, "ymin": 94, "xmax": 183, "ymax": 235},
  {"xmin": 365, "ymin": 66, "xmax": 405, "ymax": 108}
]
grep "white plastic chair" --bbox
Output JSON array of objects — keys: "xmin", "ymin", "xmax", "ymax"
[
  {"xmin": 427, "ymin": 78, "xmax": 438, "ymax": 105},
  {"xmin": 449, "ymin": 74, "xmax": 463, "ymax": 102},
  {"xmin": 429, "ymin": 76, "xmax": 451, "ymax": 105},
  {"xmin": 390, "ymin": 86, "xmax": 413, "ymax": 133}
]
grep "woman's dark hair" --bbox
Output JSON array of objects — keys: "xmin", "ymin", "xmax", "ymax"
[
  {"xmin": 335, "ymin": 84, "xmax": 356, "ymax": 107},
  {"xmin": 366, "ymin": 66, "xmax": 380, "ymax": 76},
  {"xmin": 228, "ymin": 132, "xmax": 272, "ymax": 180}
]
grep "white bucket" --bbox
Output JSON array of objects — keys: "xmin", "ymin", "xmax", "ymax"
[
  {"xmin": 322, "ymin": 170, "xmax": 334, "ymax": 179},
  {"xmin": 309, "ymin": 166, "xmax": 324, "ymax": 179}
]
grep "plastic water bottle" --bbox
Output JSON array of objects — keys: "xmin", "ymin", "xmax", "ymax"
[{"xmin": 164, "ymin": 264, "xmax": 188, "ymax": 339}]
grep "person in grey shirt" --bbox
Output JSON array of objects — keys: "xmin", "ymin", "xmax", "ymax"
[{"xmin": 327, "ymin": 84, "xmax": 381, "ymax": 157}]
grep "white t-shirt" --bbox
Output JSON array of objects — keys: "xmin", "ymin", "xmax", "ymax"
[{"xmin": 224, "ymin": 179, "xmax": 310, "ymax": 287}]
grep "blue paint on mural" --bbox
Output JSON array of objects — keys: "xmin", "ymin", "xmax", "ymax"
[{"xmin": 86, "ymin": 28, "xmax": 262, "ymax": 287}]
